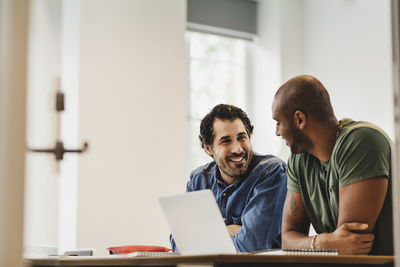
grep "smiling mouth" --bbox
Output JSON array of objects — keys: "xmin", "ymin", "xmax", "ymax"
[
  {"xmin": 228, "ymin": 154, "xmax": 246, "ymax": 164},
  {"xmin": 230, "ymin": 156, "xmax": 244, "ymax": 162}
]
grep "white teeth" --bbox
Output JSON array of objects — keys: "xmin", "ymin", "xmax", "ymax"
[{"xmin": 230, "ymin": 157, "xmax": 243, "ymax": 162}]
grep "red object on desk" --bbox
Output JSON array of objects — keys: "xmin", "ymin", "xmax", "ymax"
[{"xmin": 107, "ymin": 245, "xmax": 172, "ymax": 255}]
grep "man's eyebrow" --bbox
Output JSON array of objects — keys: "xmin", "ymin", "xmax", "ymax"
[
  {"xmin": 219, "ymin": 135, "xmax": 231, "ymax": 142},
  {"xmin": 237, "ymin": 132, "xmax": 247, "ymax": 137}
]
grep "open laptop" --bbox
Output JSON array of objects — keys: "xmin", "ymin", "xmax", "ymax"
[{"xmin": 158, "ymin": 189, "xmax": 237, "ymax": 255}]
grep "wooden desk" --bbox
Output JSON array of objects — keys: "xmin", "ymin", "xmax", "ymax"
[{"xmin": 26, "ymin": 254, "xmax": 395, "ymax": 267}]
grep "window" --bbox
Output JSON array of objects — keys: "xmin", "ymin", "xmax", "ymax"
[{"xmin": 187, "ymin": 31, "xmax": 251, "ymax": 173}]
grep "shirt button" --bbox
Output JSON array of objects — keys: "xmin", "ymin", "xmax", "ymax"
[{"xmin": 223, "ymin": 193, "xmax": 226, "ymax": 196}]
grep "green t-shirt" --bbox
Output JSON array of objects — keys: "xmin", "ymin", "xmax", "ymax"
[{"xmin": 287, "ymin": 119, "xmax": 393, "ymax": 255}]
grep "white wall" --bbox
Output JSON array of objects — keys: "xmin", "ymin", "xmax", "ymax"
[
  {"xmin": 303, "ymin": 0, "xmax": 393, "ymax": 138},
  {"xmin": 252, "ymin": 0, "xmax": 306, "ymax": 161},
  {"xmin": 251, "ymin": 0, "xmax": 286, "ymax": 160},
  {"xmin": 252, "ymin": 0, "xmax": 393, "ymax": 162},
  {"xmin": 76, "ymin": 0, "xmax": 187, "ymax": 255}
]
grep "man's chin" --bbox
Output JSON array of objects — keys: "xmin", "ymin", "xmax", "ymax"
[
  {"xmin": 290, "ymin": 144, "xmax": 302, "ymax": 154},
  {"xmin": 223, "ymin": 161, "xmax": 251, "ymax": 178},
  {"xmin": 232, "ymin": 167, "xmax": 249, "ymax": 178},
  {"xmin": 290, "ymin": 149, "xmax": 300, "ymax": 154}
]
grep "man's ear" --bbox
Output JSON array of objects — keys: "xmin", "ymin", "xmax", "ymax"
[
  {"xmin": 293, "ymin": 110, "xmax": 307, "ymax": 130},
  {"xmin": 204, "ymin": 144, "xmax": 214, "ymax": 157}
]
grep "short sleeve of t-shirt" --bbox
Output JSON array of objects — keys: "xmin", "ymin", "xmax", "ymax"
[
  {"xmin": 287, "ymin": 154, "xmax": 301, "ymax": 193},
  {"xmin": 334, "ymin": 127, "xmax": 391, "ymax": 187}
]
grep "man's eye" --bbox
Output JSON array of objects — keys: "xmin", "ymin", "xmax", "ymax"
[
  {"xmin": 276, "ymin": 122, "xmax": 281, "ymax": 126},
  {"xmin": 221, "ymin": 139, "xmax": 231, "ymax": 144}
]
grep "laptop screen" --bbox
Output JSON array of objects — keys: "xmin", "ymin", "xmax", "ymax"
[{"xmin": 159, "ymin": 190, "xmax": 237, "ymax": 255}]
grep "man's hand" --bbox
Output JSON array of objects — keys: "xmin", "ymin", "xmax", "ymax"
[
  {"xmin": 227, "ymin": 224, "xmax": 242, "ymax": 237},
  {"xmin": 316, "ymin": 222, "xmax": 374, "ymax": 255}
]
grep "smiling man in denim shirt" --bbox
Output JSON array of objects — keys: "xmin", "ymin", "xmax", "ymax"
[{"xmin": 171, "ymin": 104, "xmax": 287, "ymax": 252}]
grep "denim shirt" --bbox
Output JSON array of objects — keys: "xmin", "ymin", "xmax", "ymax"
[{"xmin": 170, "ymin": 154, "xmax": 287, "ymax": 252}]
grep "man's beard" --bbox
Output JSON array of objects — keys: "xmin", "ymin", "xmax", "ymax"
[
  {"xmin": 221, "ymin": 151, "xmax": 252, "ymax": 179},
  {"xmin": 289, "ymin": 126, "xmax": 312, "ymax": 154}
]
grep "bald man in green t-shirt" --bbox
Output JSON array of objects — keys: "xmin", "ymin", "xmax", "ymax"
[{"xmin": 271, "ymin": 75, "xmax": 393, "ymax": 255}]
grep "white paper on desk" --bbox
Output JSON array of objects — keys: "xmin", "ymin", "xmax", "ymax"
[
  {"xmin": 120, "ymin": 252, "xmax": 180, "ymax": 257},
  {"xmin": 255, "ymin": 249, "xmax": 338, "ymax": 255}
]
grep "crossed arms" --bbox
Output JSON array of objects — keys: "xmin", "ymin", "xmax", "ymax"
[{"xmin": 282, "ymin": 177, "xmax": 388, "ymax": 254}]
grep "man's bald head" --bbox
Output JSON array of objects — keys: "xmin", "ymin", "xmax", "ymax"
[{"xmin": 273, "ymin": 75, "xmax": 335, "ymax": 123}]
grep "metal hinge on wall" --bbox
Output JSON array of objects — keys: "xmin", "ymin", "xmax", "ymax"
[{"xmin": 28, "ymin": 90, "xmax": 89, "ymax": 161}]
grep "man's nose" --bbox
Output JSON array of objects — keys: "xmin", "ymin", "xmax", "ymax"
[
  {"xmin": 231, "ymin": 141, "xmax": 243, "ymax": 153},
  {"xmin": 275, "ymin": 126, "xmax": 281, "ymax": 137}
]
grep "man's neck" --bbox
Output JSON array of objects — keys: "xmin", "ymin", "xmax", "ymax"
[
  {"xmin": 220, "ymin": 173, "xmax": 236, "ymax": 185},
  {"xmin": 308, "ymin": 121, "xmax": 340, "ymax": 163}
]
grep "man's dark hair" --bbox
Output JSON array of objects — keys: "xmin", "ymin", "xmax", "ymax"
[
  {"xmin": 199, "ymin": 104, "xmax": 254, "ymax": 148},
  {"xmin": 274, "ymin": 75, "xmax": 335, "ymax": 123}
]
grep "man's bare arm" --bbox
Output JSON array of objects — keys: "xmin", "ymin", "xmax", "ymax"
[
  {"xmin": 312, "ymin": 177, "xmax": 387, "ymax": 254},
  {"xmin": 282, "ymin": 190, "xmax": 376, "ymax": 254},
  {"xmin": 313, "ymin": 177, "xmax": 388, "ymax": 254},
  {"xmin": 281, "ymin": 190, "xmax": 312, "ymax": 249},
  {"xmin": 337, "ymin": 177, "xmax": 388, "ymax": 232}
]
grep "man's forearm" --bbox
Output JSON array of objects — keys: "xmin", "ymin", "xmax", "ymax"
[
  {"xmin": 284, "ymin": 223, "xmax": 374, "ymax": 254},
  {"xmin": 284, "ymin": 231, "xmax": 364, "ymax": 251},
  {"xmin": 282, "ymin": 231, "xmax": 314, "ymax": 249}
]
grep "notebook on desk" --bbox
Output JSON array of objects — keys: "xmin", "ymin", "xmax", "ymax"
[
  {"xmin": 256, "ymin": 248, "xmax": 338, "ymax": 255},
  {"xmin": 158, "ymin": 189, "xmax": 237, "ymax": 255}
]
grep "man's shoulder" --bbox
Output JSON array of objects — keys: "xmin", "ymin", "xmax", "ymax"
[
  {"xmin": 332, "ymin": 120, "xmax": 392, "ymax": 161},
  {"xmin": 250, "ymin": 154, "xmax": 287, "ymax": 183},
  {"xmin": 190, "ymin": 161, "xmax": 217, "ymax": 180},
  {"xmin": 187, "ymin": 161, "xmax": 218, "ymax": 191},
  {"xmin": 338, "ymin": 119, "xmax": 392, "ymax": 144},
  {"xmin": 254, "ymin": 154, "xmax": 286, "ymax": 170}
]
